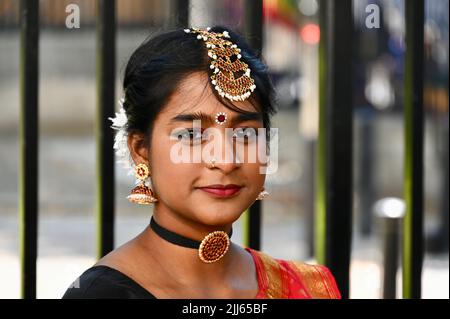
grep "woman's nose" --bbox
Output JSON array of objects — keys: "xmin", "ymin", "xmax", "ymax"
[{"xmin": 205, "ymin": 129, "xmax": 243, "ymax": 173}]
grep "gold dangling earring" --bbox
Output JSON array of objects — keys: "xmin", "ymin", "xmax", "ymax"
[
  {"xmin": 127, "ymin": 163, "xmax": 158, "ymax": 204},
  {"xmin": 256, "ymin": 187, "xmax": 269, "ymax": 200}
]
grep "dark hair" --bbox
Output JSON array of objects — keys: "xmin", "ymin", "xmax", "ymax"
[{"xmin": 122, "ymin": 25, "xmax": 277, "ymax": 146}]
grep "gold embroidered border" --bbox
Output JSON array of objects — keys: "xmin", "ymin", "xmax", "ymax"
[{"xmin": 290, "ymin": 261, "xmax": 340, "ymax": 299}]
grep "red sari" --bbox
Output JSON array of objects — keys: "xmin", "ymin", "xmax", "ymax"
[{"xmin": 245, "ymin": 248, "xmax": 341, "ymax": 299}]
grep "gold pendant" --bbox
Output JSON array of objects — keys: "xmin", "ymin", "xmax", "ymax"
[{"xmin": 198, "ymin": 231, "xmax": 230, "ymax": 263}]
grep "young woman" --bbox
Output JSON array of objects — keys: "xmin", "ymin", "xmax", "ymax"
[{"xmin": 63, "ymin": 26, "xmax": 341, "ymax": 299}]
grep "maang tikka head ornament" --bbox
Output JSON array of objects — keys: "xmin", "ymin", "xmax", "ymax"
[{"xmin": 184, "ymin": 27, "xmax": 256, "ymax": 102}]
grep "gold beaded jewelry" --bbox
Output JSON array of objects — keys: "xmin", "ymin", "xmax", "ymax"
[
  {"xmin": 198, "ymin": 230, "xmax": 231, "ymax": 263},
  {"xmin": 184, "ymin": 27, "xmax": 256, "ymax": 102},
  {"xmin": 127, "ymin": 163, "xmax": 158, "ymax": 204},
  {"xmin": 256, "ymin": 187, "xmax": 269, "ymax": 200}
]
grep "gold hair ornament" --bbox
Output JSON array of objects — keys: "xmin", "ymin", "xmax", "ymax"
[{"xmin": 184, "ymin": 27, "xmax": 256, "ymax": 102}]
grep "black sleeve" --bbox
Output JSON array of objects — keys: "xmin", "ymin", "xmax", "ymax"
[
  {"xmin": 62, "ymin": 273, "xmax": 130, "ymax": 299},
  {"xmin": 62, "ymin": 267, "xmax": 156, "ymax": 299}
]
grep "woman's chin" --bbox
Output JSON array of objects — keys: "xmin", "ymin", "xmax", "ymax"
[{"xmin": 192, "ymin": 209, "xmax": 242, "ymax": 227}]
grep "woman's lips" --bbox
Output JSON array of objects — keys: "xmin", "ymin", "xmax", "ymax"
[{"xmin": 199, "ymin": 185, "xmax": 242, "ymax": 198}]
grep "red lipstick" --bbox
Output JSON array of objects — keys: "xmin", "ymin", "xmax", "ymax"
[{"xmin": 199, "ymin": 184, "xmax": 242, "ymax": 198}]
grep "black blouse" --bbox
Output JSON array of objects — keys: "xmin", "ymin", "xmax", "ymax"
[{"xmin": 62, "ymin": 265, "xmax": 157, "ymax": 299}]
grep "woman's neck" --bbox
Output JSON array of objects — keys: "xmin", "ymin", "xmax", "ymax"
[
  {"xmin": 152, "ymin": 208, "xmax": 233, "ymax": 241},
  {"xmin": 137, "ymin": 210, "xmax": 237, "ymax": 287}
]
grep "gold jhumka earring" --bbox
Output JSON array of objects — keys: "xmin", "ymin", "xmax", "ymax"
[{"xmin": 127, "ymin": 163, "xmax": 158, "ymax": 204}]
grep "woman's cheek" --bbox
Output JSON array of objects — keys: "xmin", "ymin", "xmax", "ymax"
[
  {"xmin": 152, "ymin": 155, "xmax": 196, "ymax": 201},
  {"xmin": 247, "ymin": 162, "xmax": 266, "ymax": 194},
  {"xmin": 150, "ymin": 138, "xmax": 175, "ymax": 195}
]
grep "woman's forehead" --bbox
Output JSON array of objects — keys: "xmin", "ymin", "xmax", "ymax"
[{"xmin": 162, "ymin": 72, "xmax": 259, "ymax": 118}]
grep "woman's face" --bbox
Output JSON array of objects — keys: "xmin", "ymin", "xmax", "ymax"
[{"xmin": 131, "ymin": 72, "xmax": 267, "ymax": 228}]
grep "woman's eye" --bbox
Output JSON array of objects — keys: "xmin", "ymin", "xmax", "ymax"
[
  {"xmin": 176, "ymin": 129, "xmax": 203, "ymax": 142},
  {"xmin": 173, "ymin": 128, "xmax": 258, "ymax": 144},
  {"xmin": 233, "ymin": 128, "xmax": 258, "ymax": 142}
]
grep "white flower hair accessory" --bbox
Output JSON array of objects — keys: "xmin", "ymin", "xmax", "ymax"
[{"xmin": 108, "ymin": 98, "xmax": 150, "ymax": 186}]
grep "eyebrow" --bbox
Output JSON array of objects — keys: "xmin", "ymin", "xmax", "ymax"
[{"xmin": 169, "ymin": 111, "xmax": 263, "ymax": 126}]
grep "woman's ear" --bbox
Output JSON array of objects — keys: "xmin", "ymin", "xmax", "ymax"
[{"xmin": 127, "ymin": 132, "xmax": 150, "ymax": 165}]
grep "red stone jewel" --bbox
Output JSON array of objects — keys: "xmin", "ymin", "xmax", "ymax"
[
  {"xmin": 215, "ymin": 112, "xmax": 227, "ymax": 125},
  {"xmin": 134, "ymin": 163, "xmax": 149, "ymax": 180}
]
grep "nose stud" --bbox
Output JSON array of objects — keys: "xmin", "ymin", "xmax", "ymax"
[{"xmin": 209, "ymin": 157, "xmax": 216, "ymax": 168}]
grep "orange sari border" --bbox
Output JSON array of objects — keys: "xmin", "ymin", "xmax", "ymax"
[{"xmin": 245, "ymin": 248, "xmax": 341, "ymax": 299}]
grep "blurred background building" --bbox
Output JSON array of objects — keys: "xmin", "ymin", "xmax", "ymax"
[{"xmin": 0, "ymin": 0, "xmax": 448, "ymax": 298}]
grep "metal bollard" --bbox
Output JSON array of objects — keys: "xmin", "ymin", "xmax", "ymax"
[{"xmin": 373, "ymin": 198, "xmax": 406, "ymax": 299}]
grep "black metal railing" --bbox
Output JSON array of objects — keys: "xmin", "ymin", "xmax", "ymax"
[
  {"xmin": 19, "ymin": 0, "xmax": 39, "ymax": 300},
  {"xmin": 243, "ymin": 0, "xmax": 264, "ymax": 251},
  {"xmin": 317, "ymin": 0, "xmax": 353, "ymax": 299},
  {"xmin": 403, "ymin": 0, "xmax": 424, "ymax": 299},
  {"xmin": 95, "ymin": 0, "xmax": 116, "ymax": 260}
]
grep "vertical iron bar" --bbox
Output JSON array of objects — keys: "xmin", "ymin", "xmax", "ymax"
[
  {"xmin": 305, "ymin": 140, "xmax": 316, "ymax": 258},
  {"xmin": 243, "ymin": 0, "xmax": 263, "ymax": 249},
  {"xmin": 19, "ymin": 0, "xmax": 39, "ymax": 300},
  {"xmin": 317, "ymin": 0, "xmax": 353, "ymax": 299},
  {"xmin": 382, "ymin": 217, "xmax": 401, "ymax": 299},
  {"xmin": 96, "ymin": 0, "xmax": 116, "ymax": 259},
  {"xmin": 358, "ymin": 108, "xmax": 376, "ymax": 236},
  {"xmin": 316, "ymin": 0, "xmax": 329, "ymax": 269},
  {"xmin": 439, "ymin": 130, "xmax": 449, "ymax": 252},
  {"xmin": 373, "ymin": 197, "xmax": 405, "ymax": 299},
  {"xmin": 244, "ymin": 0, "xmax": 263, "ymax": 57},
  {"xmin": 403, "ymin": 0, "xmax": 424, "ymax": 299},
  {"xmin": 174, "ymin": 0, "xmax": 190, "ymax": 28}
]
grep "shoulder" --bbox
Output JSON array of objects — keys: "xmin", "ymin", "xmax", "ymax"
[
  {"xmin": 62, "ymin": 266, "xmax": 156, "ymax": 299},
  {"xmin": 246, "ymin": 248, "xmax": 341, "ymax": 299},
  {"xmin": 287, "ymin": 260, "xmax": 342, "ymax": 299}
]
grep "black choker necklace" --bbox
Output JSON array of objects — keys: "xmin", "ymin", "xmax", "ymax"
[{"xmin": 150, "ymin": 217, "xmax": 232, "ymax": 263}]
